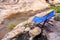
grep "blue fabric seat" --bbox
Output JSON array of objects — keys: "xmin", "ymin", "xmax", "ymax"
[{"xmin": 32, "ymin": 10, "xmax": 55, "ymax": 23}]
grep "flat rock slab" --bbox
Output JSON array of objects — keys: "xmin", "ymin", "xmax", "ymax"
[
  {"xmin": 48, "ymin": 32, "xmax": 60, "ymax": 40},
  {"xmin": 46, "ymin": 21, "xmax": 60, "ymax": 40},
  {"xmin": 0, "ymin": 0, "xmax": 50, "ymax": 24}
]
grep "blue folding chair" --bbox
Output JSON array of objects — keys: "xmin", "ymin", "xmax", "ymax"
[
  {"xmin": 32, "ymin": 10, "xmax": 55, "ymax": 23},
  {"xmin": 32, "ymin": 10, "xmax": 55, "ymax": 34}
]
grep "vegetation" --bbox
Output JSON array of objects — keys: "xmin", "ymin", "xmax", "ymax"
[
  {"xmin": 23, "ymin": 22, "xmax": 29, "ymax": 28},
  {"xmin": 7, "ymin": 22, "xmax": 16, "ymax": 29},
  {"xmin": 48, "ymin": 5, "xmax": 60, "ymax": 21},
  {"xmin": 55, "ymin": 6, "xmax": 60, "ymax": 13},
  {"xmin": 49, "ymin": 5, "xmax": 60, "ymax": 13}
]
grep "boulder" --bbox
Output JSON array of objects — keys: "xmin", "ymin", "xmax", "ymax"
[
  {"xmin": 2, "ymin": 10, "xmax": 53, "ymax": 40},
  {"xmin": 49, "ymin": 0, "xmax": 60, "ymax": 4},
  {"xmin": 0, "ymin": 0, "xmax": 50, "ymax": 24},
  {"xmin": 29, "ymin": 27, "xmax": 41, "ymax": 37},
  {"xmin": 2, "ymin": 27, "xmax": 25, "ymax": 40},
  {"xmin": 48, "ymin": 32, "xmax": 60, "ymax": 40}
]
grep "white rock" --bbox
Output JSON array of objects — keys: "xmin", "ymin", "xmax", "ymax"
[
  {"xmin": 25, "ymin": 27, "xmax": 31, "ymax": 32},
  {"xmin": 2, "ymin": 26, "xmax": 25, "ymax": 40},
  {"xmin": 29, "ymin": 27, "xmax": 41, "ymax": 37},
  {"xmin": 0, "ymin": 0, "xmax": 50, "ymax": 24}
]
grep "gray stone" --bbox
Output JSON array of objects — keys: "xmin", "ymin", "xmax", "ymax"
[{"xmin": 48, "ymin": 32, "xmax": 60, "ymax": 40}]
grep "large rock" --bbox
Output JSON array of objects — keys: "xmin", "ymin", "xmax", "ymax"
[
  {"xmin": 2, "ymin": 26, "xmax": 25, "ymax": 40},
  {"xmin": 2, "ymin": 10, "xmax": 53, "ymax": 40},
  {"xmin": 48, "ymin": 32, "xmax": 60, "ymax": 40},
  {"xmin": 0, "ymin": 0, "xmax": 50, "ymax": 24},
  {"xmin": 29, "ymin": 27, "xmax": 41, "ymax": 37},
  {"xmin": 49, "ymin": 0, "xmax": 60, "ymax": 4}
]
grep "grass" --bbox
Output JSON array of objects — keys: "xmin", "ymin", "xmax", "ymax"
[
  {"xmin": 7, "ymin": 22, "xmax": 16, "ymax": 29},
  {"xmin": 23, "ymin": 22, "xmax": 29, "ymax": 28},
  {"xmin": 49, "ymin": 5, "xmax": 60, "ymax": 13},
  {"xmin": 55, "ymin": 6, "xmax": 60, "ymax": 13}
]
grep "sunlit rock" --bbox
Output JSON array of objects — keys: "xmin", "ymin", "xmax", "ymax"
[
  {"xmin": 0, "ymin": 0, "xmax": 50, "ymax": 24},
  {"xmin": 25, "ymin": 27, "xmax": 31, "ymax": 32},
  {"xmin": 49, "ymin": 0, "xmax": 60, "ymax": 4},
  {"xmin": 29, "ymin": 27, "xmax": 41, "ymax": 37},
  {"xmin": 29, "ymin": 27, "xmax": 41, "ymax": 40},
  {"xmin": 2, "ymin": 27, "xmax": 25, "ymax": 40}
]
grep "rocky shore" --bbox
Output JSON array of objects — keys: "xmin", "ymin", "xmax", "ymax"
[
  {"xmin": 1, "ymin": 0, "xmax": 60, "ymax": 40},
  {"xmin": 0, "ymin": 0, "xmax": 49, "ymax": 24}
]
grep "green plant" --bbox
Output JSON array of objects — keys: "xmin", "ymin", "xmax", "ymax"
[
  {"xmin": 49, "ymin": 5, "xmax": 60, "ymax": 13},
  {"xmin": 7, "ymin": 22, "xmax": 16, "ymax": 29},
  {"xmin": 55, "ymin": 6, "xmax": 60, "ymax": 13},
  {"xmin": 48, "ymin": 5, "xmax": 56, "ymax": 10},
  {"xmin": 23, "ymin": 22, "xmax": 29, "ymax": 28}
]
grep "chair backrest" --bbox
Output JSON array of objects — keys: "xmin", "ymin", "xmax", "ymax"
[{"xmin": 32, "ymin": 10, "xmax": 55, "ymax": 23}]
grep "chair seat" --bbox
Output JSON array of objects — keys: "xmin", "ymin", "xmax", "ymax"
[{"xmin": 32, "ymin": 10, "xmax": 55, "ymax": 23}]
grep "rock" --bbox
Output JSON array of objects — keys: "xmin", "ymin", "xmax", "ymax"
[
  {"xmin": 29, "ymin": 27, "xmax": 41, "ymax": 40},
  {"xmin": 49, "ymin": 0, "xmax": 60, "ymax": 4},
  {"xmin": 0, "ymin": 0, "xmax": 3, "ymax": 2},
  {"xmin": 3, "ymin": 11, "xmax": 53, "ymax": 39},
  {"xmin": 47, "ymin": 32, "xmax": 60, "ymax": 40},
  {"xmin": 2, "ymin": 27, "xmax": 25, "ymax": 40},
  {"xmin": 44, "ymin": 20, "xmax": 60, "ymax": 40},
  {"xmin": 29, "ymin": 27, "xmax": 41, "ymax": 37},
  {"xmin": 0, "ymin": 0, "xmax": 50, "ymax": 24},
  {"xmin": 0, "ymin": 17, "xmax": 4, "ymax": 24},
  {"xmin": 25, "ymin": 27, "xmax": 31, "ymax": 32},
  {"xmin": 2, "ymin": 10, "xmax": 53, "ymax": 40}
]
